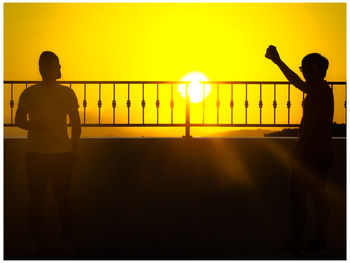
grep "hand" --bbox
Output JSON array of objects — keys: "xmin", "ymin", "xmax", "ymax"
[{"xmin": 265, "ymin": 45, "xmax": 281, "ymax": 64}]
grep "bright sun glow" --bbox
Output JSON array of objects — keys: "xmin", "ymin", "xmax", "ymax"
[{"xmin": 178, "ymin": 72, "xmax": 212, "ymax": 103}]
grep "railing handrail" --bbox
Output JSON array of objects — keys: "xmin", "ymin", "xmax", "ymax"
[{"xmin": 3, "ymin": 80, "xmax": 347, "ymax": 85}]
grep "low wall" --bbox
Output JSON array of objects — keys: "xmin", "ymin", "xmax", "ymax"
[{"xmin": 4, "ymin": 138, "xmax": 346, "ymax": 256}]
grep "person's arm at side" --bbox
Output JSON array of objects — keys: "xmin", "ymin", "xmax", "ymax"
[
  {"xmin": 15, "ymin": 105, "xmax": 46, "ymax": 131},
  {"xmin": 68, "ymin": 108, "xmax": 81, "ymax": 163},
  {"xmin": 66, "ymin": 88, "xmax": 81, "ymax": 162},
  {"xmin": 15, "ymin": 90, "xmax": 31, "ymax": 130},
  {"xmin": 265, "ymin": 45, "xmax": 308, "ymax": 93},
  {"xmin": 15, "ymin": 106, "xmax": 31, "ymax": 130}
]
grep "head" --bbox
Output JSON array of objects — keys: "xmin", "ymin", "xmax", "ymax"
[
  {"xmin": 39, "ymin": 51, "xmax": 61, "ymax": 81},
  {"xmin": 300, "ymin": 53, "xmax": 328, "ymax": 83}
]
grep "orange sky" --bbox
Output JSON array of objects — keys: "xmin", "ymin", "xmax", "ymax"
[{"xmin": 3, "ymin": 3, "xmax": 346, "ymax": 137}]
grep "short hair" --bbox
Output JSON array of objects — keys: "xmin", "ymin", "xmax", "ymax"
[
  {"xmin": 302, "ymin": 53, "xmax": 329, "ymax": 78},
  {"xmin": 39, "ymin": 51, "xmax": 59, "ymax": 66}
]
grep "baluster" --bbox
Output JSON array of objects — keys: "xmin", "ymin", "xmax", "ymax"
[
  {"xmin": 185, "ymin": 83, "xmax": 191, "ymax": 138},
  {"xmin": 259, "ymin": 84, "xmax": 263, "ymax": 125},
  {"xmin": 156, "ymin": 84, "xmax": 160, "ymax": 125},
  {"xmin": 10, "ymin": 83, "xmax": 14, "ymax": 125},
  {"xmin": 287, "ymin": 84, "xmax": 291, "ymax": 125},
  {"xmin": 68, "ymin": 83, "xmax": 72, "ymax": 125},
  {"xmin": 216, "ymin": 84, "xmax": 220, "ymax": 124},
  {"xmin": 127, "ymin": 83, "xmax": 131, "ymax": 124},
  {"xmin": 202, "ymin": 83, "xmax": 205, "ymax": 124},
  {"xmin": 112, "ymin": 83, "xmax": 116, "ymax": 125},
  {"xmin": 83, "ymin": 84, "xmax": 87, "ymax": 125},
  {"xmin": 273, "ymin": 84, "xmax": 277, "ymax": 125},
  {"xmin": 142, "ymin": 83, "xmax": 145, "ymax": 124},
  {"xmin": 345, "ymin": 84, "xmax": 347, "ymax": 122},
  {"xmin": 170, "ymin": 84, "xmax": 174, "ymax": 125},
  {"xmin": 245, "ymin": 84, "xmax": 249, "ymax": 124},
  {"xmin": 230, "ymin": 84, "xmax": 234, "ymax": 125},
  {"xmin": 98, "ymin": 83, "xmax": 102, "ymax": 125},
  {"xmin": 25, "ymin": 82, "xmax": 28, "ymax": 126}
]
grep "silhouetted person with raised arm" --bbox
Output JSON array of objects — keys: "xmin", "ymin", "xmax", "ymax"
[
  {"xmin": 15, "ymin": 51, "xmax": 81, "ymax": 253},
  {"xmin": 265, "ymin": 46, "xmax": 334, "ymax": 253}
]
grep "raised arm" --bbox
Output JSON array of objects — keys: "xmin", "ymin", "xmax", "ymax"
[{"xmin": 265, "ymin": 45, "xmax": 307, "ymax": 93}]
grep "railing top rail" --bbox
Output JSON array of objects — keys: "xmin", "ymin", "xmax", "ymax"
[{"xmin": 3, "ymin": 80, "xmax": 347, "ymax": 85}]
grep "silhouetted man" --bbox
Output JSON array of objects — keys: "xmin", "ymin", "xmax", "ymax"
[
  {"xmin": 265, "ymin": 46, "xmax": 333, "ymax": 253},
  {"xmin": 15, "ymin": 51, "xmax": 81, "ymax": 253}
]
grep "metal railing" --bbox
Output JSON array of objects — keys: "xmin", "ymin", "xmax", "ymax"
[{"xmin": 4, "ymin": 81, "xmax": 346, "ymax": 138}]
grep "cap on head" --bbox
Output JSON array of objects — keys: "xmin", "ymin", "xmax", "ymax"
[{"xmin": 302, "ymin": 53, "xmax": 329, "ymax": 79}]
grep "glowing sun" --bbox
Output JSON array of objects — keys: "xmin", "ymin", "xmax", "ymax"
[{"xmin": 178, "ymin": 72, "xmax": 211, "ymax": 103}]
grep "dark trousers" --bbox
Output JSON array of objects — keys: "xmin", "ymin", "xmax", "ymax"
[
  {"xmin": 290, "ymin": 155, "xmax": 331, "ymax": 246},
  {"xmin": 26, "ymin": 151, "xmax": 73, "ymax": 242}
]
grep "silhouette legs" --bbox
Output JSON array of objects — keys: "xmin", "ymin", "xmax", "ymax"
[
  {"xmin": 26, "ymin": 152, "xmax": 73, "ymax": 243},
  {"xmin": 310, "ymin": 183, "xmax": 329, "ymax": 243},
  {"xmin": 26, "ymin": 152, "xmax": 49, "ymax": 242},
  {"xmin": 51, "ymin": 155, "xmax": 73, "ymax": 241},
  {"xmin": 290, "ymin": 165, "xmax": 329, "ymax": 250}
]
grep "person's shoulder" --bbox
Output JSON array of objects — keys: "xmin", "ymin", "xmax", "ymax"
[
  {"xmin": 56, "ymin": 84, "xmax": 78, "ymax": 102},
  {"xmin": 27, "ymin": 83, "xmax": 43, "ymax": 90},
  {"xmin": 57, "ymin": 84, "xmax": 77, "ymax": 95},
  {"xmin": 57, "ymin": 84, "xmax": 71, "ymax": 90},
  {"xmin": 20, "ymin": 83, "xmax": 42, "ymax": 96}
]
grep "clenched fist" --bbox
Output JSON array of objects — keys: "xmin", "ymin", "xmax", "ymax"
[{"xmin": 265, "ymin": 45, "xmax": 281, "ymax": 64}]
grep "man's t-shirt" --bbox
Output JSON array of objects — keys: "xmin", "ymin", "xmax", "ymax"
[{"xmin": 18, "ymin": 83, "xmax": 79, "ymax": 153}]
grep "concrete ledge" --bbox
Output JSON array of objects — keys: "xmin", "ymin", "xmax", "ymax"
[{"xmin": 4, "ymin": 138, "xmax": 346, "ymax": 259}]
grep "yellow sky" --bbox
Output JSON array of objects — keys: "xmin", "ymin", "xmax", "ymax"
[{"xmin": 3, "ymin": 3, "xmax": 346, "ymax": 137}]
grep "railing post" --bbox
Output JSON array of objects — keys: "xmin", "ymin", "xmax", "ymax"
[
  {"xmin": 202, "ymin": 83, "xmax": 205, "ymax": 124},
  {"xmin": 112, "ymin": 83, "xmax": 116, "ymax": 125},
  {"xmin": 273, "ymin": 84, "xmax": 277, "ymax": 125},
  {"xmin": 156, "ymin": 83, "xmax": 160, "ymax": 125},
  {"xmin": 10, "ymin": 83, "xmax": 14, "ymax": 125},
  {"xmin": 142, "ymin": 83, "xmax": 145, "ymax": 125},
  {"xmin": 98, "ymin": 83, "xmax": 102, "ymax": 125},
  {"xmin": 259, "ymin": 84, "xmax": 263, "ymax": 125},
  {"xmin": 230, "ymin": 83, "xmax": 234, "ymax": 125},
  {"xmin": 245, "ymin": 84, "xmax": 249, "ymax": 124},
  {"xmin": 127, "ymin": 83, "xmax": 131, "ymax": 124},
  {"xmin": 170, "ymin": 84, "xmax": 174, "ymax": 125},
  {"xmin": 216, "ymin": 84, "xmax": 220, "ymax": 124},
  {"xmin": 83, "ymin": 84, "xmax": 87, "ymax": 125},
  {"xmin": 287, "ymin": 84, "xmax": 291, "ymax": 125},
  {"xmin": 184, "ymin": 83, "xmax": 192, "ymax": 138}
]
